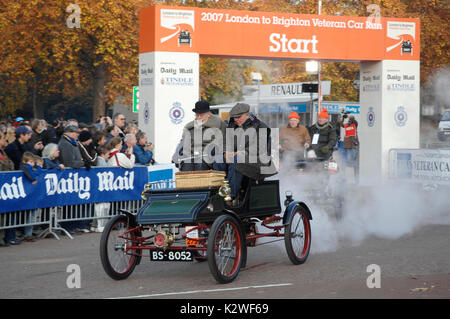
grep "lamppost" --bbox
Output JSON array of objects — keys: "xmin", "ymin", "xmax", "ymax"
[
  {"xmin": 306, "ymin": 60, "xmax": 319, "ymax": 125},
  {"xmin": 251, "ymin": 72, "xmax": 262, "ymax": 116}
]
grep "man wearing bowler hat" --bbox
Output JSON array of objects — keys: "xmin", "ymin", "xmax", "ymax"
[{"xmin": 176, "ymin": 100, "xmax": 227, "ymax": 171}]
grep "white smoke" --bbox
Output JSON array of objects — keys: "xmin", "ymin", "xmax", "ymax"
[
  {"xmin": 275, "ymin": 158, "xmax": 450, "ymax": 255},
  {"xmin": 420, "ymin": 66, "xmax": 450, "ymax": 146},
  {"xmin": 431, "ymin": 66, "xmax": 450, "ymax": 110}
]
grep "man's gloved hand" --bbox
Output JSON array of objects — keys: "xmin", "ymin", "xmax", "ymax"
[{"xmin": 321, "ymin": 146, "xmax": 329, "ymax": 154}]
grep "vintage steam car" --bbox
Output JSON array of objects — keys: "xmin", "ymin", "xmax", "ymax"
[{"xmin": 100, "ymin": 171, "xmax": 312, "ymax": 284}]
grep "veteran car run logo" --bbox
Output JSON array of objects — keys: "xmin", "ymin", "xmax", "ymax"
[
  {"xmin": 394, "ymin": 106, "xmax": 408, "ymax": 127},
  {"xmin": 160, "ymin": 9, "xmax": 194, "ymax": 47},
  {"xmin": 386, "ymin": 21, "xmax": 415, "ymax": 55},
  {"xmin": 169, "ymin": 102, "xmax": 185, "ymax": 124}
]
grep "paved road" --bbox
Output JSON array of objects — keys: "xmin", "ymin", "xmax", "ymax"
[{"xmin": 1, "ymin": 221, "xmax": 449, "ymax": 300}]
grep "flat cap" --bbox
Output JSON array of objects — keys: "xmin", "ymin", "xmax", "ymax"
[
  {"xmin": 229, "ymin": 103, "xmax": 250, "ymax": 118},
  {"xmin": 64, "ymin": 125, "xmax": 79, "ymax": 133}
]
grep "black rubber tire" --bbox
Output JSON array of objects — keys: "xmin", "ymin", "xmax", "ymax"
[
  {"xmin": 284, "ymin": 206, "xmax": 312, "ymax": 265},
  {"xmin": 207, "ymin": 214, "xmax": 245, "ymax": 284},
  {"xmin": 100, "ymin": 215, "xmax": 139, "ymax": 280}
]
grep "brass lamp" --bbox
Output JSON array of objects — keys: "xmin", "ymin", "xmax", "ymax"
[
  {"xmin": 218, "ymin": 180, "xmax": 232, "ymax": 202},
  {"xmin": 141, "ymin": 183, "xmax": 151, "ymax": 200}
]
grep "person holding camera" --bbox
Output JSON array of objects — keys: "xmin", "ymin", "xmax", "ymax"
[
  {"xmin": 96, "ymin": 116, "xmax": 113, "ymax": 131},
  {"xmin": 133, "ymin": 131, "xmax": 154, "ymax": 165},
  {"xmin": 340, "ymin": 113, "xmax": 359, "ymax": 183}
]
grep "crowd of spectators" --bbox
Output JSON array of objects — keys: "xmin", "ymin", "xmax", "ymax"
[{"xmin": 0, "ymin": 113, "xmax": 155, "ymax": 246}]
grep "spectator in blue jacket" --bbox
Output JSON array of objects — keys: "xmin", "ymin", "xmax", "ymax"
[
  {"xmin": 20, "ymin": 152, "xmax": 41, "ymax": 184},
  {"xmin": 133, "ymin": 131, "xmax": 154, "ymax": 165}
]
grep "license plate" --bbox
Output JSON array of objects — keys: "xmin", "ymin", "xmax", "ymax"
[{"xmin": 150, "ymin": 250, "xmax": 193, "ymax": 262}]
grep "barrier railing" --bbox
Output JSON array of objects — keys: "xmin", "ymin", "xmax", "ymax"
[{"xmin": 0, "ymin": 165, "xmax": 177, "ymax": 240}]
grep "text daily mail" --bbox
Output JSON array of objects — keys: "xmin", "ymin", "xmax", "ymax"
[{"xmin": 0, "ymin": 170, "xmax": 135, "ymax": 201}]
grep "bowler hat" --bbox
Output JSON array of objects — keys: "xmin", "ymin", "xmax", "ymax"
[
  {"xmin": 192, "ymin": 100, "xmax": 210, "ymax": 114},
  {"xmin": 229, "ymin": 103, "xmax": 250, "ymax": 118}
]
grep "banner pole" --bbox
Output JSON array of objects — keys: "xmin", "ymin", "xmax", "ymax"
[{"xmin": 318, "ymin": 0, "xmax": 322, "ymax": 114}]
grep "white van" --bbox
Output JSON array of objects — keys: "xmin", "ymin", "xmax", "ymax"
[{"xmin": 438, "ymin": 109, "xmax": 450, "ymax": 141}]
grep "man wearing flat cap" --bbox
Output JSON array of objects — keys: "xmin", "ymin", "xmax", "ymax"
[
  {"xmin": 225, "ymin": 103, "xmax": 277, "ymax": 204},
  {"xmin": 175, "ymin": 100, "xmax": 227, "ymax": 171},
  {"xmin": 58, "ymin": 125, "xmax": 84, "ymax": 169}
]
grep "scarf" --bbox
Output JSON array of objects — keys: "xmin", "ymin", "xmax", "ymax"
[
  {"xmin": 63, "ymin": 134, "xmax": 78, "ymax": 146},
  {"xmin": 108, "ymin": 149, "xmax": 120, "ymax": 159},
  {"xmin": 108, "ymin": 149, "xmax": 121, "ymax": 166}
]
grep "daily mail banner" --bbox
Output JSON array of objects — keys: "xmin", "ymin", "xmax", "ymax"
[
  {"xmin": 0, "ymin": 167, "xmax": 149, "ymax": 214},
  {"xmin": 140, "ymin": 5, "xmax": 420, "ymax": 61}
]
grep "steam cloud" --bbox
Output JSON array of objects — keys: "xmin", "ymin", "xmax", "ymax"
[
  {"xmin": 278, "ymin": 163, "xmax": 450, "ymax": 254},
  {"xmin": 421, "ymin": 66, "xmax": 450, "ymax": 145}
]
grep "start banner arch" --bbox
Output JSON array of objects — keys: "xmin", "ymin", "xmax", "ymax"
[
  {"xmin": 139, "ymin": 6, "xmax": 419, "ymax": 61},
  {"xmin": 138, "ymin": 5, "xmax": 420, "ymax": 183}
]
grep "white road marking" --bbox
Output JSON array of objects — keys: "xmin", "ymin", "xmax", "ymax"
[{"xmin": 109, "ymin": 283, "xmax": 293, "ymax": 299}]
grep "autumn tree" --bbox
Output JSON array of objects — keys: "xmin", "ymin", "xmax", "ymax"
[
  {"xmin": 0, "ymin": 0, "xmax": 154, "ymax": 120},
  {"xmin": 0, "ymin": 0, "xmax": 447, "ymax": 119}
]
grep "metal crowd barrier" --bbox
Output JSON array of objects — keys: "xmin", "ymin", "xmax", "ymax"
[
  {"xmin": 0, "ymin": 200, "xmax": 145, "ymax": 240},
  {"xmin": 0, "ymin": 179, "xmax": 176, "ymax": 241}
]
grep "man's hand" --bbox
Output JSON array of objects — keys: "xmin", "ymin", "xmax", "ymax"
[{"xmin": 225, "ymin": 151, "xmax": 235, "ymax": 164}]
